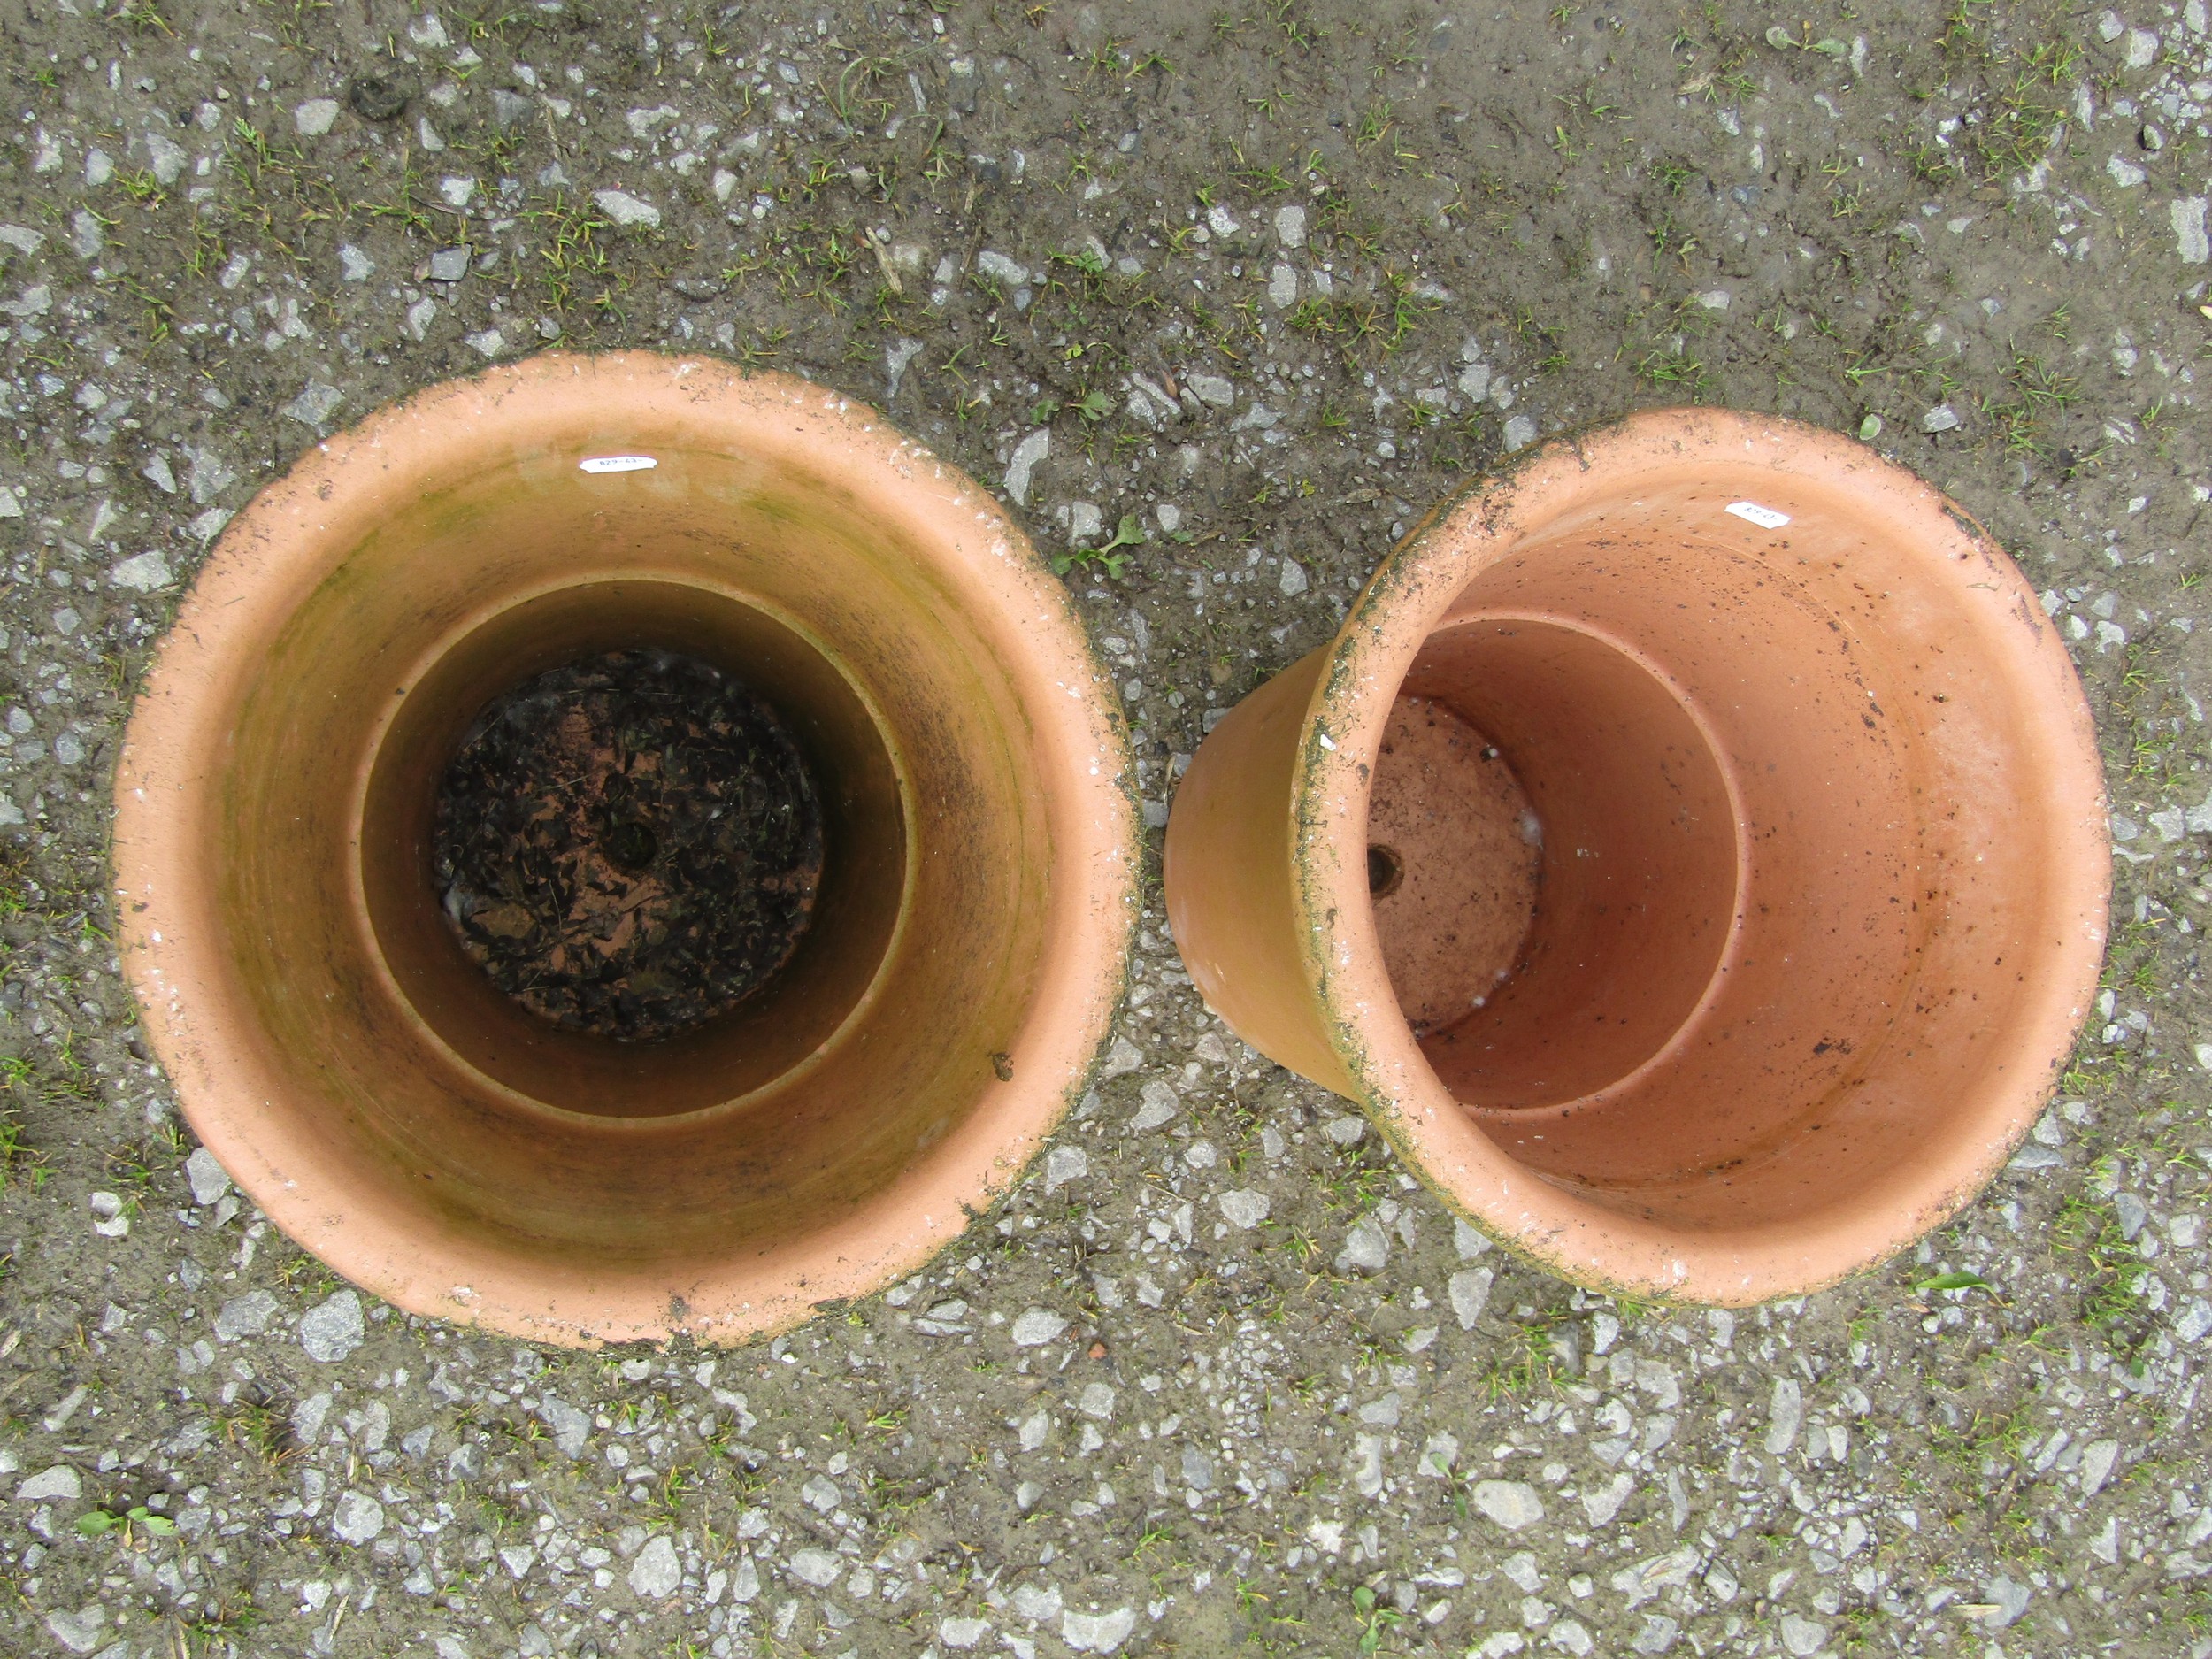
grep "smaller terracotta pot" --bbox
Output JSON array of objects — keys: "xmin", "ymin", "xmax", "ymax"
[
  {"xmin": 1166, "ymin": 409, "xmax": 2108, "ymax": 1304},
  {"xmin": 114, "ymin": 354, "xmax": 1137, "ymax": 1347}
]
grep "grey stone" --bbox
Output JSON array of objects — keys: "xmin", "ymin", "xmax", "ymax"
[
  {"xmin": 1013, "ymin": 1582, "xmax": 1064, "ymax": 1620},
  {"xmin": 145, "ymin": 134, "xmax": 187, "ymax": 185},
  {"xmin": 1045, "ymin": 1145, "xmax": 1088, "ymax": 1193},
  {"xmin": 977, "ymin": 250, "xmax": 1029, "ymax": 286},
  {"xmin": 111, "ymin": 549, "xmax": 173, "ymax": 592},
  {"xmin": 594, "ymin": 189, "xmax": 663, "ymax": 228},
  {"xmin": 1348, "ymin": 1433, "xmax": 1383, "ymax": 1496},
  {"xmin": 788, "ymin": 1547, "xmax": 843, "ymax": 1587},
  {"xmin": 1920, "ymin": 403, "xmax": 1962, "ymax": 434},
  {"xmin": 45, "ymin": 1607, "xmax": 105, "ymax": 1655},
  {"xmin": 2116, "ymin": 1191, "xmax": 2149, "ymax": 1240},
  {"xmin": 1004, "ymin": 428, "xmax": 1050, "ymax": 507},
  {"xmin": 282, "ymin": 381, "xmax": 344, "ymax": 430},
  {"xmin": 291, "ymin": 1391, "xmax": 331, "ymax": 1445},
  {"xmin": 1778, "ymin": 1614, "xmax": 1829, "ymax": 1655},
  {"xmin": 1583, "ymin": 1471, "xmax": 1634, "ymax": 1525},
  {"xmin": 427, "ymin": 247, "xmax": 472, "ymax": 282},
  {"xmin": 1187, "ymin": 373, "xmax": 1234, "ymax": 408},
  {"xmin": 627, "ymin": 1535, "xmax": 680, "ymax": 1598},
  {"xmin": 188, "ymin": 447, "xmax": 236, "ymax": 506},
  {"xmin": 1078, "ymin": 1382, "xmax": 1115, "ymax": 1420},
  {"xmin": 299, "ymin": 1289, "xmax": 365, "ymax": 1363},
  {"xmin": 1503, "ymin": 413, "xmax": 1539, "ymax": 451},
  {"xmin": 539, "ymin": 1395, "xmax": 590, "ymax": 1457},
  {"xmin": 1279, "ymin": 559, "xmax": 1309, "ymax": 597},
  {"xmin": 1131, "ymin": 1080, "xmax": 1179, "ymax": 1132},
  {"xmin": 940, "ymin": 1616, "xmax": 992, "ymax": 1649},
  {"xmin": 1764, "ymin": 1377, "xmax": 1802, "ymax": 1455},
  {"xmin": 213, "ymin": 1290, "xmax": 280, "ymax": 1341},
  {"xmin": 1063, "ymin": 1607, "xmax": 1137, "ymax": 1653},
  {"xmin": 1218, "ymin": 1189, "xmax": 1270, "ymax": 1229},
  {"xmin": 1449, "ymin": 1267, "xmax": 1494, "ymax": 1329},
  {"xmin": 1011, "ymin": 1308, "xmax": 1069, "ymax": 1347},
  {"xmin": 294, "ymin": 98, "xmax": 342, "ymax": 136},
  {"xmin": 1180, "ymin": 1448, "xmax": 1215, "ymax": 1491},
  {"xmin": 1335, "ymin": 1217, "xmax": 1391, "ymax": 1273},
  {"xmin": 330, "ymin": 1490, "xmax": 384, "ymax": 1545},
  {"xmin": 2178, "ymin": 1299, "xmax": 2212, "ymax": 1342},
  {"xmin": 1471, "ymin": 1479, "xmax": 1544, "ymax": 1531},
  {"xmin": 1099, "ymin": 1035, "xmax": 1144, "ymax": 1078},
  {"xmin": 16, "ymin": 1463, "xmax": 80, "ymax": 1502},
  {"xmin": 1273, "ymin": 204, "xmax": 1307, "ymax": 247},
  {"xmin": 2079, "ymin": 1438, "xmax": 2120, "ymax": 1495}
]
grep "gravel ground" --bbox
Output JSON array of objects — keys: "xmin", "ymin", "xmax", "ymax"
[{"xmin": 0, "ymin": 2, "xmax": 2209, "ymax": 1655}]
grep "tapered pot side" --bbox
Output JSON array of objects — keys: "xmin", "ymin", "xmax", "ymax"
[
  {"xmin": 1166, "ymin": 408, "xmax": 2109, "ymax": 1305},
  {"xmin": 112, "ymin": 353, "xmax": 1140, "ymax": 1347}
]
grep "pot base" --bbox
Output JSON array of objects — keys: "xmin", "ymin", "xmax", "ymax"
[{"xmin": 1368, "ymin": 695, "xmax": 1540, "ymax": 1036}]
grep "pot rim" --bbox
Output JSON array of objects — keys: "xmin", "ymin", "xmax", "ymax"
[
  {"xmin": 112, "ymin": 350, "xmax": 1141, "ymax": 1346},
  {"xmin": 1287, "ymin": 407, "xmax": 2111, "ymax": 1304}
]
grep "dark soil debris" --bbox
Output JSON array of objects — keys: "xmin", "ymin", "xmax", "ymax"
[{"xmin": 432, "ymin": 649, "xmax": 823, "ymax": 1042}]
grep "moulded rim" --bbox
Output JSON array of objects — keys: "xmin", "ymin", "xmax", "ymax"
[
  {"xmin": 1286, "ymin": 408, "xmax": 2111, "ymax": 1305},
  {"xmin": 111, "ymin": 352, "xmax": 1141, "ymax": 1346}
]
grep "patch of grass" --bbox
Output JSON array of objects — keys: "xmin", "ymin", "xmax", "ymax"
[
  {"xmin": 222, "ymin": 1394, "xmax": 299, "ymax": 1468},
  {"xmin": 1936, "ymin": 3, "xmax": 2083, "ymax": 180},
  {"xmin": 1636, "ymin": 342, "xmax": 1711, "ymax": 399},
  {"xmin": 2051, "ymin": 1195, "xmax": 2152, "ymax": 1357},
  {"xmin": 1927, "ymin": 1403, "xmax": 2026, "ymax": 1476},
  {"xmin": 526, "ymin": 193, "xmax": 616, "ymax": 315},
  {"xmin": 1978, "ymin": 349, "xmax": 2079, "ymax": 459},
  {"xmin": 1475, "ymin": 1315, "xmax": 1563, "ymax": 1403},
  {"xmin": 1285, "ymin": 270, "xmax": 1430, "ymax": 365}
]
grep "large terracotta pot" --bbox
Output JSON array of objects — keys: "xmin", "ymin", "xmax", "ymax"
[
  {"xmin": 113, "ymin": 354, "xmax": 1137, "ymax": 1347},
  {"xmin": 1166, "ymin": 410, "xmax": 2108, "ymax": 1304}
]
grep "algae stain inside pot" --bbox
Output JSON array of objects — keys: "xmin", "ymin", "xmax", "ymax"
[{"xmin": 431, "ymin": 649, "xmax": 825, "ymax": 1043}]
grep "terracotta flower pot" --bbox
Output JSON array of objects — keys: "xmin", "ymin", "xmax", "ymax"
[
  {"xmin": 1166, "ymin": 409, "xmax": 2108, "ymax": 1303},
  {"xmin": 113, "ymin": 353, "xmax": 1137, "ymax": 1346}
]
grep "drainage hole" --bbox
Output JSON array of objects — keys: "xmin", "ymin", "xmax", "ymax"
[
  {"xmin": 1367, "ymin": 843, "xmax": 1404, "ymax": 899},
  {"xmin": 433, "ymin": 648, "xmax": 824, "ymax": 1043}
]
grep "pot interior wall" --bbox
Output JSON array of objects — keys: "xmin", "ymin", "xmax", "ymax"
[
  {"xmin": 213, "ymin": 450, "xmax": 1053, "ymax": 1265},
  {"xmin": 1371, "ymin": 469, "xmax": 2070, "ymax": 1233}
]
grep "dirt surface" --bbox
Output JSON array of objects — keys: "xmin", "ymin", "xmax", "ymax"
[
  {"xmin": 434, "ymin": 649, "xmax": 824, "ymax": 1043},
  {"xmin": 0, "ymin": 2, "xmax": 2208, "ymax": 1656}
]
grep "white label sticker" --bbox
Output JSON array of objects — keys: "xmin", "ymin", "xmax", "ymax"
[
  {"xmin": 1725, "ymin": 500, "xmax": 1791, "ymax": 529},
  {"xmin": 578, "ymin": 455, "xmax": 657, "ymax": 474}
]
